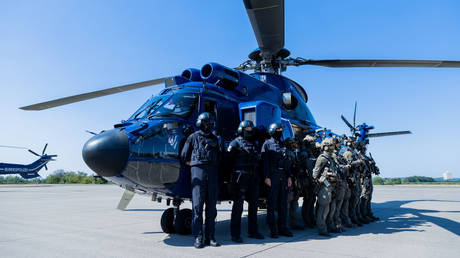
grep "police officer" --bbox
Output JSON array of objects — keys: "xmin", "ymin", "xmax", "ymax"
[
  {"xmin": 367, "ymin": 153, "xmax": 380, "ymax": 221},
  {"xmin": 286, "ymin": 138, "xmax": 304, "ymax": 230},
  {"xmin": 301, "ymin": 134, "xmax": 317, "ymax": 228},
  {"xmin": 228, "ymin": 120, "xmax": 265, "ymax": 243},
  {"xmin": 343, "ymin": 139, "xmax": 367, "ymax": 226},
  {"xmin": 340, "ymin": 138, "xmax": 357, "ymax": 228},
  {"xmin": 262, "ymin": 123, "xmax": 293, "ymax": 238},
  {"xmin": 312, "ymin": 138, "xmax": 338, "ymax": 236},
  {"xmin": 353, "ymin": 143, "xmax": 371, "ymax": 225},
  {"xmin": 181, "ymin": 112, "xmax": 221, "ymax": 248},
  {"xmin": 330, "ymin": 136, "xmax": 349, "ymax": 233},
  {"xmin": 357, "ymin": 144, "xmax": 379, "ymax": 222}
]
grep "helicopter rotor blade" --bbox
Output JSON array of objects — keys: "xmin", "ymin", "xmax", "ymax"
[
  {"xmin": 340, "ymin": 115, "xmax": 355, "ymax": 133},
  {"xmin": 28, "ymin": 149, "xmax": 41, "ymax": 157},
  {"xmin": 42, "ymin": 143, "xmax": 48, "ymax": 155},
  {"xmin": 353, "ymin": 101, "xmax": 357, "ymax": 128},
  {"xmin": 0, "ymin": 145, "xmax": 28, "ymax": 150},
  {"xmin": 368, "ymin": 131, "xmax": 412, "ymax": 138},
  {"xmin": 294, "ymin": 59, "xmax": 460, "ymax": 68},
  {"xmin": 243, "ymin": 0, "xmax": 284, "ymax": 59},
  {"xmin": 20, "ymin": 77, "xmax": 170, "ymax": 111}
]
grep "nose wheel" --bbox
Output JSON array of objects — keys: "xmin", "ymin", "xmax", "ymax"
[{"xmin": 160, "ymin": 199, "xmax": 192, "ymax": 235}]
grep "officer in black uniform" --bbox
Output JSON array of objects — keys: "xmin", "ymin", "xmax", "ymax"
[
  {"xmin": 228, "ymin": 120, "xmax": 265, "ymax": 243},
  {"xmin": 301, "ymin": 134, "xmax": 318, "ymax": 228},
  {"xmin": 286, "ymin": 138, "xmax": 305, "ymax": 230},
  {"xmin": 262, "ymin": 123, "xmax": 293, "ymax": 238},
  {"xmin": 181, "ymin": 112, "xmax": 221, "ymax": 248}
]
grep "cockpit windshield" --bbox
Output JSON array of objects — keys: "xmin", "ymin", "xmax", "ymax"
[
  {"xmin": 129, "ymin": 93, "xmax": 198, "ymax": 120},
  {"xmin": 130, "ymin": 95, "xmax": 169, "ymax": 120}
]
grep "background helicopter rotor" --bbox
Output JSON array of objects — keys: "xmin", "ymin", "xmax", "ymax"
[{"xmin": 341, "ymin": 102, "xmax": 412, "ymax": 142}]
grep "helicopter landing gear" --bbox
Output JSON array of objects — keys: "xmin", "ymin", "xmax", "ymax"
[
  {"xmin": 160, "ymin": 207, "xmax": 175, "ymax": 233},
  {"xmin": 160, "ymin": 199, "xmax": 192, "ymax": 235}
]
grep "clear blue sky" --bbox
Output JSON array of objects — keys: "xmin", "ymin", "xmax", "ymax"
[{"xmin": 1, "ymin": 0, "xmax": 459, "ymax": 178}]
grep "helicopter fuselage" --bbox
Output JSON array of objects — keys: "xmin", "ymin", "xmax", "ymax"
[{"xmin": 83, "ymin": 63, "xmax": 320, "ymax": 201}]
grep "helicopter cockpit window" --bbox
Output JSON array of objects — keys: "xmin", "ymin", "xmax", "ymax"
[
  {"xmin": 130, "ymin": 95, "xmax": 169, "ymax": 120},
  {"xmin": 150, "ymin": 93, "xmax": 198, "ymax": 119}
]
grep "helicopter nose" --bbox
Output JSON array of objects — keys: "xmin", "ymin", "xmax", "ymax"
[{"xmin": 82, "ymin": 129, "xmax": 129, "ymax": 177}]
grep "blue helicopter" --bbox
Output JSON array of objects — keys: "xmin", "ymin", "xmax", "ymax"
[
  {"xmin": 19, "ymin": 0, "xmax": 460, "ymax": 234},
  {"xmin": 341, "ymin": 102, "xmax": 412, "ymax": 145},
  {"xmin": 0, "ymin": 144, "xmax": 57, "ymax": 179}
]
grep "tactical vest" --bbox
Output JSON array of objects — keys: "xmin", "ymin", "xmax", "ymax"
[
  {"xmin": 319, "ymin": 153, "xmax": 338, "ymax": 184},
  {"xmin": 190, "ymin": 132, "xmax": 218, "ymax": 166},
  {"xmin": 232, "ymin": 137, "xmax": 259, "ymax": 170}
]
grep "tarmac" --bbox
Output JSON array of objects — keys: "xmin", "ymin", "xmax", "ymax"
[{"xmin": 1, "ymin": 184, "xmax": 459, "ymax": 258}]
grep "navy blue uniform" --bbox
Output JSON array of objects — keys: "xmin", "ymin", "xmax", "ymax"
[
  {"xmin": 228, "ymin": 136, "xmax": 261, "ymax": 238},
  {"xmin": 261, "ymin": 137, "xmax": 292, "ymax": 235},
  {"xmin": 181, "ymin": 130, "xmax": 220, "ymax": 240}
]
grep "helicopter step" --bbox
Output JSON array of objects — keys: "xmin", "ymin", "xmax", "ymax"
[{"xmin": 160, "ymin": 199, "xmax": 192, "ymax": 235}]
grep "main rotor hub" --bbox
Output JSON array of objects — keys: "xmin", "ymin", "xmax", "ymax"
[{"xmin": 236, "ymin": 48, "xmax": 310, "ymax": 74}]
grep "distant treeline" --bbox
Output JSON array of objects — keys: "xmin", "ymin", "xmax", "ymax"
[
  {"xmin": 0, "ymin": 170, "xmax": 109, "ymax": 184},
  {"xmin": 373, "ymin": 176, "xmax": 459, "ymax": 185}
]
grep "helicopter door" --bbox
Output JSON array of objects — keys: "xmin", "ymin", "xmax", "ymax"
[{"xmin": 281, "ymin": 118, "xmax": 294, "ymax": 140}]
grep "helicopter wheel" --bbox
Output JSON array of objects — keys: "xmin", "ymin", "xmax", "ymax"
[
  {"xmin": 160, "ymin": 208, "xmax": 176, "ymax": 234},
  {"xmin": 174, "ymin": 208, "xmax": 192, "ymax": 235}
]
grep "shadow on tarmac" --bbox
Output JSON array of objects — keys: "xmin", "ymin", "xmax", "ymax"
[{"xmin": 136, "ymin": 199, "xmax": 460, "ymax": 247}]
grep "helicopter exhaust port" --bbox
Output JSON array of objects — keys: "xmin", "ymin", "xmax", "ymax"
[
  {"xmin": 82, "ymin": 129, "xmax": 129, "ymax": 177},
  {"xmin": 200, "ymin": 62, "xmax": 239, "ymax": 90},
  {"xmin": 181, "ymin": 68, "xmax": 202, "ymax": 82}
]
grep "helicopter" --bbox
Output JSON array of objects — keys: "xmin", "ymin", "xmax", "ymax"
[
  {"xmin": 0, "ymin": 144, "xmax": 57, "ymax": 179},
  {"xmin": 19, "ymin": 0, "xmax": 460, "ymax": 234},
  {"xmin": 341, "ymin": 101, "xmax": 412, "ymax": 145}
]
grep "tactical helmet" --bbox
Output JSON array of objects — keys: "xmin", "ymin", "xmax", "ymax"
[
  {"xmin": 321, "ymin": 138, "xmax": 335, "ymax": 151},
  {"xmin": 196, "ymin": 112, "xmax": 215, "ymax": 132},
  {"xmin": 303, "ymin": 135, "xmax": 316, "ymax": 143},
  {"xmin": 268, "ymin": 123, "xmax": 283, "ymax": 136},
  {"xmin": 237, "ymin": 120, "xmax": 255, "ymax": 135}
]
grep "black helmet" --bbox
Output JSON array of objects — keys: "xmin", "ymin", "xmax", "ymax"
[
  {"xmin": 196, "ymin": 112, "xmax": 215, "ymax": 133},
  {"xmin": 237, "ymin": 120, "xmax": 255, "ymax": 135},
  {"xmin": 268, "ymin": 123, "xmax": 283, "ymax": 136}
]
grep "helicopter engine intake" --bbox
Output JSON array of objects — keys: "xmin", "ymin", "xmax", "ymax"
[
  {"xmin": 181, "ymin": 68, "xmax": 202, "ymax": 82},
  {"xmin": 200, "ymin": 62, "xmax": 240, "ymax": 90}
]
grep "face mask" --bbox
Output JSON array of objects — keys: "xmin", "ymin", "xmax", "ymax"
[
  {"xmin": 243, "ymin": 129, "xmax": 254, "ymax": 140},
  {"xmin": 273, "ymin": 131, "xmax": 283, "ymax": 140},
  {"xmin": 200, "ymin": 121, "xmax": 214, "ymax": 133}
]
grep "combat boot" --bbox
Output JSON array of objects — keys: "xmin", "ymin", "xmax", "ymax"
[
  {"xmin": 205, "ymin": 237, "xmax": 221, "ymax": 247},
  {"xmin": 194, "ymin": 236, "xmax": 204, "ymax": 249}
]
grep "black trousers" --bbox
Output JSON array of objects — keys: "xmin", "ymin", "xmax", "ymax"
[
  {"xmin": 191, "ymin": 165, "xmax": 218, "ymax": 239},
  {"xmin": 266, "ymin": 173, "xmax": 288, "ymax": 233},
  {"xmin": 230, "ymin": 171, "xmax": 260, "ymax": 238}
]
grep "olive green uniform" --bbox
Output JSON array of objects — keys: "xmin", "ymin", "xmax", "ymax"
[{"xmin": 313, "ymin": 152, "xmax": 338, "ymax": 235}]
